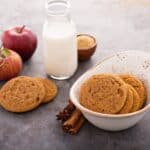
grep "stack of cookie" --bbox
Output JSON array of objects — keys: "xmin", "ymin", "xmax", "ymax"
[
  {"xmin": 80, "ymin": 74, "xmax": 147, "ymax": 114},
  {"xmin": 0, "ymin": 76, "xmax": 57, "ymax": 112}
]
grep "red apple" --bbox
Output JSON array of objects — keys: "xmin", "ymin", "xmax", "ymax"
[
  {"xmin": 2, "ymin": 25, "xmax": 37, "ymax": 61},
  {"xmin": 0, "ymin": 48, "xmax": 23, "ymax": 80}
]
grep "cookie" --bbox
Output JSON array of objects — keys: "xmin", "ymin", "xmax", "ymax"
[
  {"xmin": 0, "ymin": 76, "xmax": 45, "ymax": 112},
  {"xmin": 36, "ymin": 78, "xmax": 57, "ymax": 103},
  {"xmin": 120, "ymin": 74, "xmax": 146, "ymax": 109},
  {"xmin": 129, "ymin": 86, "xmax": 141, "ymax": 112},
  {"xmin": 79, "ymin": 74, "xmax": 128, "ymax": 114},
  {"xmin": 118, "ymin": 84, "xmax": 134, "ymax": 114}
]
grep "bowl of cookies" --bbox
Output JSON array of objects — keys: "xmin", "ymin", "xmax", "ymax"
[{"xmin": 70, "ymin": 50, "xmax": 150, "ymax": 131}]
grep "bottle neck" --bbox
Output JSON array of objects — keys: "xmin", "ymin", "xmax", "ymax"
[{"xmin": 46, "ymin": 0, "xmax": 70, "ymax": 23}]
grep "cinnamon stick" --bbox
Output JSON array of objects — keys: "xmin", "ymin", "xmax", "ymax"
[
  {"xmin": 56, "ymin": 101, "xmax": 75, "ymax": 122},
  {"xmin": 56, "ymin": 100, "xmax": 85, "ymax": 135},
  {"xmin": 63, "ymin": 109, "xmax": 82, "ymax": 131},
  {"xmin": 69, "ymin": 116, "xmax": 85, "ymax": 134}
]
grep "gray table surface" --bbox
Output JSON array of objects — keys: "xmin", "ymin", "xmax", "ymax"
[{"xmin": 0, "ymin": 0, "xmax": 150, "ymax": 150}]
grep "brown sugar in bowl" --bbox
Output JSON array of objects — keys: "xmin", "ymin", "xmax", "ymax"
[{"xmin": 77, "ymin": 34, "xmax": 97, "ymax": 61}]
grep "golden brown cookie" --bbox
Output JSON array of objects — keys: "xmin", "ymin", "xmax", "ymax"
[
  {"xmin": 129, "ymin": 86, "xmax": 141, "ymax": 112},
  {"xmin": 0, "ymin": 76, "xmax": 45, "ymax": 112},
  {"xmin": 120, "ymin": 74, "xmax": 146, "ymax": 109},
  {"xmin": 118, "ymin": 84, "xmax": 134, "ymax": 114},
  {"xmin": 79, "ymin": 74, "xmax": 128, "ymax": 114},
  {"xmin": 36, "ymin": 78, "xmax": 57, "ymax": 103}
]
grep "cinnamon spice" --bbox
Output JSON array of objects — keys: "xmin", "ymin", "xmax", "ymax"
[
  {"xmin": 63, "ymin": 109, "xmax": 82, "ymax": 130},
  {"xmin": 56, "ymin": 101, "xmax": 85, "ymax": 135},
  {"xmin": 56, "ymin": 101, "xmax": 75, "ymax": 122},
  {"xmin": 69, "ymin": 116, "xmax": 85, "ymax": 134}
]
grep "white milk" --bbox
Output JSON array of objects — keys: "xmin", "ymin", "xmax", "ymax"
[{"xmin": 43, "ymin": 21, "xmax": 77, "ymax": 79}]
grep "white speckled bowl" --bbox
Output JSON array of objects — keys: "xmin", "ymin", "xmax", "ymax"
[{"xmin": 70, "ymin": 51, "xmax": 150, "ymax": 131}]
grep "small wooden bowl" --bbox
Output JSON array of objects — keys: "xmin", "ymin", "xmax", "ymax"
[{"xmin": 77, "ymin": 34, "xmax": 97, "ymax": 61}]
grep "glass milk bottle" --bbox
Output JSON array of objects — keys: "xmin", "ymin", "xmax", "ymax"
[{"xmin": 43, "ymin": 0, "xmax": 78, "ymax": 80}]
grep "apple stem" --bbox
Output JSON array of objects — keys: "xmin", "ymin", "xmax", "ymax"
[{"xmin": 19, "ymin": 25, "xmax": 26, "ymax": 33}]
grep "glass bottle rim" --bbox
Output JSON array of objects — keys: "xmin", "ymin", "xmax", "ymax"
[{"xmin": 45, "ymin": 0, "xmax": 70, "ymax": 16}]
